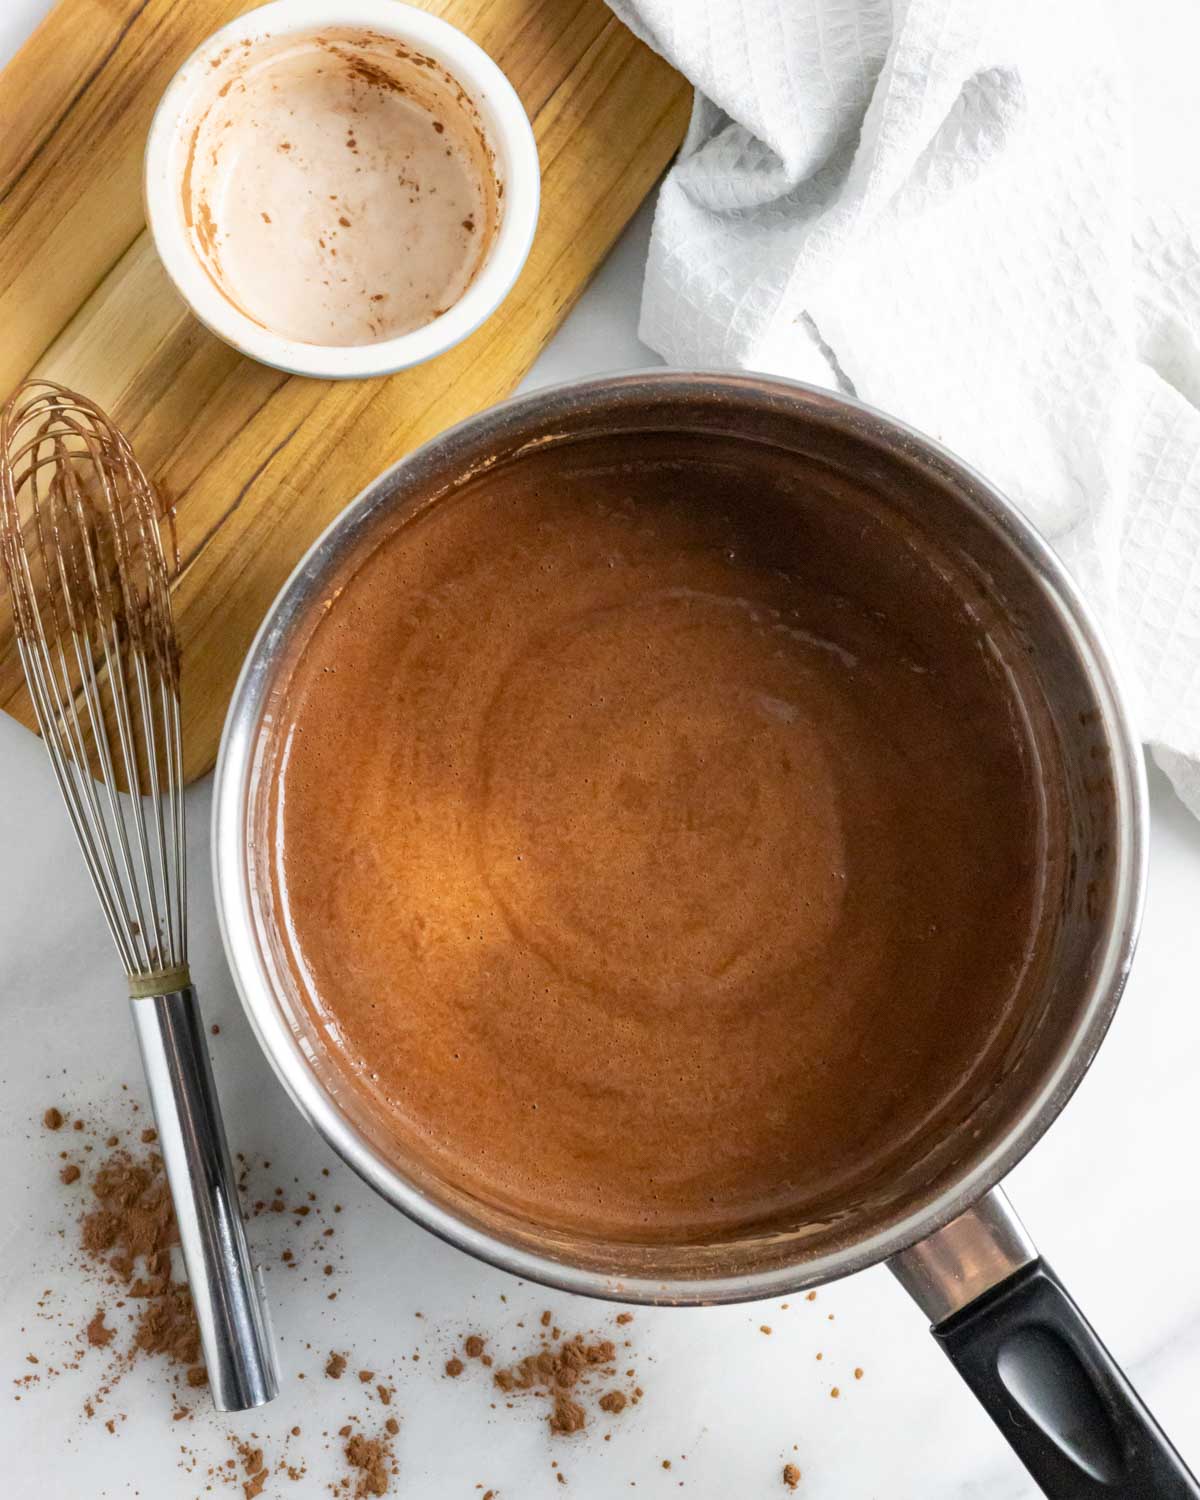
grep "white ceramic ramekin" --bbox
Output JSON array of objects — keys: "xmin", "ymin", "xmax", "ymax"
[{"xmin": 144, "ymin": 0, "xmax": 539, "ymax": 380}]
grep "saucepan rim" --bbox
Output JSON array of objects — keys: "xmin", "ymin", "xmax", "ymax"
[{"xmin": 211, "ymin": 369, "xmax": 1148, "ymax": 1303}]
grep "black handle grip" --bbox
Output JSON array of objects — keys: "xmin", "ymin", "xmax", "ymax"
[{"xmin": 934, "ymin": 1258, "xmax": 1199, "ymax": 1498}]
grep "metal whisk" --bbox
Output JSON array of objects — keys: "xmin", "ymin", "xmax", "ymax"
[{"xmin": 0, "ymin": 380, "xmax": 277, "ymax": 1412}]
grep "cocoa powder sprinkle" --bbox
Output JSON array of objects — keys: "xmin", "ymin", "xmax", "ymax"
[
  {"xmin": 79, "ymin": 1147, "xmax": 205, "ymax": 1377},
  {"xmin": 551, "ymin": 1395, "xmax": 586, "ymax": 1435},
  {"xmin": 86, "ymin": 1308, "xmax": 115, "ymax": 1348},
  {"xmin": 490, "ymin": 1330, "xmax": 625, "ymax": 1436},
  {"xmin": 345, "ymin": 1430, "xmax": 392, "ymax": 1497},
  {"xmin": 238, "ymin": 1440, "xmax": 268, "ymax": 1499}
]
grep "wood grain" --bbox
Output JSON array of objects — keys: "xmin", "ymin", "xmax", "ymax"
[{"xmin": 0, "ymin": 0, "xmax": 688, "ymax": 779}]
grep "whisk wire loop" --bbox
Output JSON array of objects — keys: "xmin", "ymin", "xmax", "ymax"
[{"xmin": 0, "ymin": 381, "xmax": 185, "ymax": 986}]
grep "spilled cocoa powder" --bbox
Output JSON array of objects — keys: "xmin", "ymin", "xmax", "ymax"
[
  {"xmin": 25, "ymin": 1102, "xmax": 398, "ymax": 1493},
  {"xmin": 239, "ymin": 1440, "xmax": 269, "ymax": 1498},
  {"xmin": 15, "ymin": 1106, "xmax": 780, "ymax": 1496},
  {"xmin": 481, "ymin": 1316, "xmax": 642, "ymax": 1437},
  {"xmin": 36, "ymin": 1113, "xmax": 839, "ymax": 1500},
  {"xmin": 80, "ymin": 1147, "xmax": 206, "ymax": 1385},
  {"xmin": 81, "ymin": 1152, "xmax": 173, "ymax": 1267},
  {"xmin": 85, "ymin": 1309, "xmax": 115, "ymax": 1349},
  {"xmin": 190, "ymin": 1429, "xmax": 309, "ymax": 1496},
  {"xmin": 133, "ymin": 1283, "xmax": 202, "ymax": 1367},
  {"xmin": 343, "ymin": 1426, "xmax": 396, "ymax": 1497},
  {"xmin": 10, "ymin": 1105, "xmax": 229, "ymax": 1445}
]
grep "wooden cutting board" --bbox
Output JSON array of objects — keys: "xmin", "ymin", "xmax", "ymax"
[{"xmin": 0, "ymin": 0, "xmax": 688, "ymax": 781}]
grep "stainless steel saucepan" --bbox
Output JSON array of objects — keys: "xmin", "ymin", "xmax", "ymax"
[{"xmin": 213, "ymin": 372, "xmax": 1197, "ymax": 1498}]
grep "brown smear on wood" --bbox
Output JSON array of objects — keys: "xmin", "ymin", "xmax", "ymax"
[{"xmin": 0, "ymin": 0, "xmax": 689, "ymax": 781}]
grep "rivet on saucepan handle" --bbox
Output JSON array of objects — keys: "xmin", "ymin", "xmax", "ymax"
[{"xmin": 891, "ymin": 1188, "xmax": 1200, "ymax": 1498}]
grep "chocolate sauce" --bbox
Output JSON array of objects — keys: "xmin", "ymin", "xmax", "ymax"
[{"xmin": 261, "ymin": 432, "xmax": 1050, "ymax": 1241}]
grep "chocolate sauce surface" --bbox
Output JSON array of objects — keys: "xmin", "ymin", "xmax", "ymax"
[{"xmin": 263, "ymin": 434, "xmax": 1049, "ymax": 1241}]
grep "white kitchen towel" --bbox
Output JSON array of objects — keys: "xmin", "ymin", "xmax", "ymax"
[{"xmin": 607, "ymin": 0, "xmax": 1200, "ymax": 815}]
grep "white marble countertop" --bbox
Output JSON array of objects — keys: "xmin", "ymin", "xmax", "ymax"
[{"xmin": 3, "ymin": 6, "xmax": 1200, "ymax": 1498}]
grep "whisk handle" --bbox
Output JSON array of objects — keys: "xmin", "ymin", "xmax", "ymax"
[{"xmin": 129, "ymin": 985, "xmax": 278, "ymax": 1412}]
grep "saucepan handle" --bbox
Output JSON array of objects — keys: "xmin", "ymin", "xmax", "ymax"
[{"xmin": 889, "ymin": 1188, "xmax": 1199, "ymax": 1499}]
